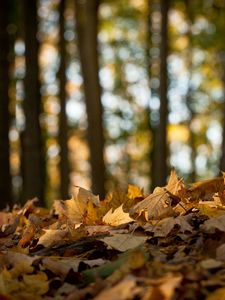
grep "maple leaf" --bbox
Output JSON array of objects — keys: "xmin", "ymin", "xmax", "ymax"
[
  {"xmin": 166, "ymin": 168, "xmax": 184, "ymax": 196},
  {"xmin": 103, "ymin": 205, "xmax": 134, "ymax": 226},
  {"xmin": 63, "ymin": 186, "xmax": 100, "ymax": 226},
  {"xmin": 129, "ymin": 187, "xmax": 175, "ymax": 221}
]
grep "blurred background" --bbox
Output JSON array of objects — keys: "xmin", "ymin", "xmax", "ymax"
[{"xmin": 0, "ymin": 0, "xmax": 225, "ymax": 207}]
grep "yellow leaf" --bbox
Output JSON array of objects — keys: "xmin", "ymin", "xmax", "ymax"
[
  {"xmin": 127, "ymin": 185, "xmax": 144, "ymax": 199},
  {"xmin": 206, "ymin": 288, "xmax": 225, "ymax": 300},
  {"xmin": 103, "ymin": 205, "xmax": 134, "ymax": 226},
  {"xmin": 64, "ymin": 186, "xmax": 99, "ymax": 225},
  {"xmin": 23, "ymin": 272, "xmax": 49, "ymax": 295}
]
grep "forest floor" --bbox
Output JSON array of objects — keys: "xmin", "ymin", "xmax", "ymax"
[{"xmin": 1, "ymin": 170, "xmax": 225, "ymax": 299}]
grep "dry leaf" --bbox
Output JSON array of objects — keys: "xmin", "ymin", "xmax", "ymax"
[
  {"xmin": 64, "ymin": 186, "xmax": 99, "ymax": 226},
  {"xmin": 144, "ymin": 215, "xmax": 193, "ymax": 237},
  {"xmin": 187, "ymin": 177, "xmax": 224, "ymax": 201},
  {"xmin": 201, "ymin": 214, "xmax": 225, "ymax": 233},
  {"xmin": 93, "ymin": 275, "xmax": 141, "ymax": 300},
  {"xmin": 130, "ymin": 188, "xmax": 175, "ymax": 221},
  {"xmin": 101, "ymin": 234, "xmax": 147, "ymax": 252},
  {"xmin": 38, "ymin": 229, "xmax": 67, "ymax": 247},
  {"xmin": 127, "ymin": 185, "xmax": 144, "ymax": 199},
  {"xmin": 103, "ymin": 205, "xmax": 134, "ymax": 226},
  {"xmin": 206, "ymin": 288, "xmax": 225, "ymax": 300},
  {"xmin": 166, "ymin": 168, "xmax": 184, "ymax": 196}
]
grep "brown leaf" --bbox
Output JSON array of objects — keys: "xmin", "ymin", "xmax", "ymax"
[
  {"xmin": 38, "ymin": 229, "xmax": 68, "ymax": 247},
  {"xmin": 64, "ymin": 186, "xmax": 100, "ymax": 227},
  {"xmin": 18, "ymin": 222, "xmax": 36, "ymax": 248},
  {"xmin": 201, "ymin": 214, "xmax": 225, "ymax": 233},
  {"xmin": 187, "ymin": 177, "xmax": 224, "ymax": 201},
  {"xmin": 166, "ymin": 168, "xmax": 184, "ymax": 196},
  {"xmin": 93, "ymin": 275, "xmax": 141, "ymax": 300},
  {"xmin": 130, "ymin": 188, "xmax": 175, "ymax": 221},
  {"xmin": 101, "ymin": 234, "xmax": 147, "ymax": 252}
]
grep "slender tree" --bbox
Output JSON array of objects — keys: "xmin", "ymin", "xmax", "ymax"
[
  {"xmin": 58, "ymin": 0, "xmax": 70, "ymax": 199},
  {"xmin": 74, "ymin": 0, "xmax": 106, "ymax": 198},
  {"xmin": 152, "ymin": 0, "xmax": 169, "ymax": 187},
  {"xmin": 185, "ymin": 0, "xmax": 196, "ymax": 182},
  {"xmin": 0, "ymin": 1, "xmax": 12, "ymax": 208},
  {"xmin": 22, "ymin": 0, "xmax": 45, "ymax": 204},
  {"xmin": 218, "ymin": 3, "xmax": 225, "ymax": 172}
]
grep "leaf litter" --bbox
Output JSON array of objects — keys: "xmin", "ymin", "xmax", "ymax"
[{"xmin": 1, "ymin": 171, "xmax": 225, "ymax": 299}]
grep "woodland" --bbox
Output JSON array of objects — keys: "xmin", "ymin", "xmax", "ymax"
[{"xmin": 1, "ymin": 0, "xmax": 225, "ymax": 299}]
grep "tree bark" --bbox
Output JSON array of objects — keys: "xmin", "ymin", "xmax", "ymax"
[
  {"xmin": 153, "ymin": 0, "xmax": 169, "ymax": 187},
  {"xmin": 58, "ymin": 0, "xmax": 70, "ymax": 199},
  {"xmin": 22, "ymin": 0, "xmax": 45, "ymax": 204},
  {"xmin": 75, "ymin": 0, "xmax": 106, "ymax": 199},
  {"xmin": 185, "ymin": 0, "xmax": 196, "ymax": 182},
  {"xmin": 0, "ymin": 1, "xmax": 12, "ymax": 208}
]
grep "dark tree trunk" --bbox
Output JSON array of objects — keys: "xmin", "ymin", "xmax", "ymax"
[
  {"xmin": 22, "ymin": 0, "xmax": 45, "ymax": 204},
  {"xmin": 220, "ymin": 68, "xmax": 225, "ymax": 171},
  {"xmin": 0, "ymin": 1, "xmax": 12, "ymax": 208},
  {"xmin": 58, "ymin": 0, "xmax": 70, "ymax": 199},
  {"xmin": 75, "ymin": 0, "xmax": 105, "ymax": 199},
  {"xmin": 185, "ymin": 0, "xmax": 196, "ymax": 182},
  {"xmin": 152, "ymin": 0, "xmax": 169, "ymax": 187},
  {"xmin": 146, "ymin": 0, "xmax": 154, "ymax": 191}
]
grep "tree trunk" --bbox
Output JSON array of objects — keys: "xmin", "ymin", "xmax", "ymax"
[
  {"xmin": 75, "ymin": 0, "xmax": 105, "ymax": 199},
  {"xmin": 219, "ymin": 64, "xmax": 225, "ymax": 171},
  {"xmin": 22, "ymin": 0, "xmax": 45, "ymax": 205},
  {"xmin": 185, "ymin": 0, "xmax": 196, "ymax": 182},
  {"xmin": 153, "ymin": 0, "xmax": 169, "ymax": 187},
  {"xmin": 58, "ymin": 0, "xmax": 70, "ymax": 199},
  {"xmin": 0, "ymin": 1, "xmax": 12, "ymax": 208},
  {"xmin": 146, "ymin": 0, "xmax": 155, "ymax": 191}
]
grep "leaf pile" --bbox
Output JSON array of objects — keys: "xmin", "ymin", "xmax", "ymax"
[{"xmin": 1, "ymin": 170, "xmax": 225, "ymax": 299}]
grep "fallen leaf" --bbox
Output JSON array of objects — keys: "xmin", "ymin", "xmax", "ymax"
[
  {"xmin": 127, "ymin": 185, "xmax": 144, "ymax": 199},
  {"xmin": 187, "ymin": 177, "xmax": 224, "ymax": 201},
  {"xmin": 144, "ymin": 274, "xmax": 182, "ymax": 300},
  {"xmin": 216, "ymin": 244, "xmax": 225, "ymax": 261},
  {"xmin": 93, "ymin": 275, "xmax": 141, "ymax": 300},
  {"xmin": 144, "ymin": 215, "xmax": 193, "ymax": 237},
  {"xmin": 206, "ymin": 287, "xmax": 225, "ymax": 300},
  {"xmin": 103, "ymin": 205, "xmax": 134, "ymax": 226},
  {"xmin": 101, "ymin": 234, "xmax": 147, "ymax": 252},
  {"xmin": 166, "ymin": 168, "xmax": 184, "ymax": 196},
  {"xmin": 38, "ymin": 229, "xmax": 68, "ymax": 247},
  {"xmin": 130, "ymin": 188, "xmax": 175, "ymax": 221},
  {"xmin": 201, "ymin": 214, "xmax": 225, "ymax": 233},
  {"xmin": 64, "ymin": 186, "xmax": 100, "ymax": 226},
  {"xmin": 22, "ymin": 271, "xmax": 49, "ymax": 295}
]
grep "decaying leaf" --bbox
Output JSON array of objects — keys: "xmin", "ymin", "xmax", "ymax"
[
  {"xmin": 130, "ymin": 188, "xmax": 175, "ymax": 221},
  {"xmin": 187, "ymin": 177, "xmax": 224, "ymax": 201},
  {"xmin": 103, "ymin": 205, "xmax": 134, "ymax": 226},
  {"xmin": 38, "ymin": 229, "xmax": 68, "ymax": 247},
  {"xmin": 201, "ymin": 214, "xmax": 225, "ymax": 233},
  {"xmin": 1, "ymin": 170, "xmax": 225, "ymax": 300},
  {"xmin": 144, "ymin": 215, "xmax": 193, "ymax": 237},
  {"xmin": 64, "ymin": 186, "xmax": 100, "ymax": 226},
  {"xmin": 101, "ymin": 234, "xmax": 147, "ymax": 252}
]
